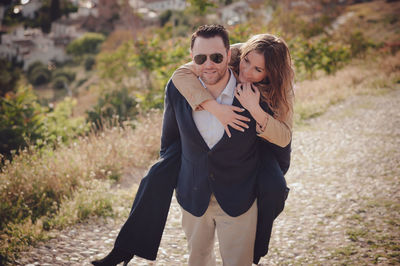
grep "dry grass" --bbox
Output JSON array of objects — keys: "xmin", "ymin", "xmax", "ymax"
[
  {"xmin": 0, "ymin": 109, "xmax": 162, "ymax": 262},
  {"xmin": 294, "ymin": 51, "xmax": 400, "ymax": 123}
]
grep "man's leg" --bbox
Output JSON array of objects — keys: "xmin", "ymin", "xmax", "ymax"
[
  {"xmin": 181, "ymin": 204, "xmax": 217, "ymax": 266},
  {"xmin": 214, "ymin": 197, "xmax": 258, "ymax": 266}
]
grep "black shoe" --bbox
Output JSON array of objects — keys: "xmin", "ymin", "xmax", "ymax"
[{"xmin": 91, "ymin": 247, "xmax": 134, "ymax": 266}]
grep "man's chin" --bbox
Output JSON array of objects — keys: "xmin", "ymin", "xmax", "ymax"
[{"xmin": 201, "ymin": 76, "xmax": 219, "ymax": 85}]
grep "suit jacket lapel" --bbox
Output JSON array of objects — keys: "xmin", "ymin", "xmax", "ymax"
[{"xmin": 183, "ymin": 100, "xmax": 211, "ymax": 151}]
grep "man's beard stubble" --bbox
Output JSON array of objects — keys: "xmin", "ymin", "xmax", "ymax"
[{"xmin": 200, "ymin": 66, "xmax": 228, "ymax": 86}]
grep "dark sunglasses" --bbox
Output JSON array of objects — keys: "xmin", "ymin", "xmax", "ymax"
[{"xmin": 193, "ymin": 53, "xmax": 224, "ymax": 65}]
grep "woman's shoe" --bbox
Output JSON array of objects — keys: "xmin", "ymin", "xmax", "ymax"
[{"xmin": 91, "ymin": 247, "xmax": 133, "ymax": 266}]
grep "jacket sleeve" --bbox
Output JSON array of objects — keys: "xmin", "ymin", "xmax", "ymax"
[
  {"xmin": 160, "ymin": 80, "xmax": 181, "ymax": 157},
  {"xmin": 171, "ymin": 62, "xmax": 213, "ymax": 111},
  {"xmin": 258, "ymin": 100, "xmax": 292, "ymax": 174},
  {"xmin": 257, "ymin": 90, "xmax": 294, "ymax": 147}
]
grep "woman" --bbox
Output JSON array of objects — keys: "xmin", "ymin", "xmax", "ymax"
[
  {"xmin": 92, "ymin": 34, "xmax": 294, "ymax": 266},
  {"xmin": 172, "ymin": 33, "xmax": 294, "ymax": 148}
]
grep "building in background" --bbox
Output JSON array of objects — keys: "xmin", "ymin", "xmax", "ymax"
[
  {"xmin": 0, "ymin": 26, "xmax": 70, "ymax": 70},
  {"xmin": 143, "ymin": 0, "xmax": 186, "ymax": 13}
]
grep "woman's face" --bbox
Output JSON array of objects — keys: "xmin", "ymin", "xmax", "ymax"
[{"xmin": 238, "ymin": 51, "xmax": 268, "ymax": 84}]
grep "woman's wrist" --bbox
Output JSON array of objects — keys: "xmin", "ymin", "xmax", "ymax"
[
  {"xmin": 200, "ymin": 99, "xmax": 219, "ymax": 114},
  {"xmin": 248, "ymin": 105, "xmax": 266, "ymax": 125}
]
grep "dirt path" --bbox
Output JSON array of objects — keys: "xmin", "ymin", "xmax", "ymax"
[{"xmin": 16, "ymin": 89, "xmax": 400, "ymax": 265}]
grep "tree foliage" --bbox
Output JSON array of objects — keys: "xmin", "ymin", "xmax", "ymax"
[
  {"xmin": 66, "ymin": 33, "xmax": 106, "ymax": 57},
  {"xmin": 0, "ymin": 58, "xmax": 21, "ymax": 97},
  {"xmin": 187, "ymin": 0, "xmax": 216, "ymax": 15},
  {"xmin": 86, "ymin": 87, "xmax": 139, "ymax": 130},
  {"xmin": 26, "ymin": 61, "xmax": 51, "ymax": 86},
  {"xmin": 0, "ymin": 85, "xmax": 88, "ymax": 162},
  {"xmin": 290, "ymin": 37, "xmax": 351, "ymax": 78},
  {"xmin": 96, "ymin": 33, "xmax": 190, "ymax": 115}
]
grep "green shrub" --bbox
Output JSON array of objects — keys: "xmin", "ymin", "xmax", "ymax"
[
  {"xmin": 0, "ymin": 85, "xmax": 89, "ymax": 162},
  {"xmin": 51, "ymin": 69, "xmax": 76, "ymax": 90},
  {"xmin": 84, "ymin": 56, "xmax": 96, "ymax": 70},
  {"xmin": 86, "ymin": 87, "xmax": 139, "ymax": 130},
  {"xmin": 66, "ymin": 32, "xmax": 106, "ymax": 57},
  {"xmin": 159, "ymin": 10, "xmax": 173, "ymax": 27},
  {"xmin": 0, "ymin": 85, "xmax": 46, "ymax": 161},
  {"xmin": 26, "ymin": 62, "xmax": 51, "ymax": 86},
  {"xmin": 348, "ymin": 31, "xmax": 375, "ymax": 57},
  {"xmin": 52, "ymin": 75, "xmax": 68, "ymax": 89},
  {"xmin": 0, "ymin": 58, "xmax": 21, "ymax": 97},
  {"xmin": 42, "ymin": 97, "xmax": 89, "ymax": 144},
  {"xmin": 52, "ymin": 69, "xmax": 76, "ymax": 82},
  {"xmin": 292, "ymin": 38, "xmax": 351, "ymax": 78}
]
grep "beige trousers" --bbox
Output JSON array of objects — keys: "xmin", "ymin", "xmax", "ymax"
[{"xmin": 181, "ymin": 195, "xmax": 257, "ymax": 266}]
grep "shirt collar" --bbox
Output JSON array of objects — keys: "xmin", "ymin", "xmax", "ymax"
[
  {"xmin": 198, "ymin": 69, "xmax": 236, "ymax": 100},
  {"xmin": 220, "ymin": 69, "xmax": 236, "ymax": 98}
]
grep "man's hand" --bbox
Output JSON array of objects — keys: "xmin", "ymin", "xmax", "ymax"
[{"xmin": 201, "ymin": 99, "xmax": 250, "ymax": 138}]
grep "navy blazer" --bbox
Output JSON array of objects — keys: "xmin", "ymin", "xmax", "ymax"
[
  {"xmin": 161, "ymin": 80, "xmax": 260, "ymax": 217},
  {"xmin": 114, "ymin": 80, "xmax": 291, "ymax": 264}
]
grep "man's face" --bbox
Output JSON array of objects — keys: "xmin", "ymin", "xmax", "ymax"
[{"xmin": 191, "ymin": 36, "xmax": 231, "ymax": 86}]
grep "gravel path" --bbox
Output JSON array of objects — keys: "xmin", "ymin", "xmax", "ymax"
[{"xmin": 16, "ymin": 88, "xmax": 400, "ymax": 265}]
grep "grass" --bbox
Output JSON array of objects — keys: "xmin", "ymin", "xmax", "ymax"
[
  {"xmin": 0, "ymin": 110, "xmax": 161, "ymax": 263},
  {"xmin": 293, "ymin": 51, "xmax": 400, "ymax": 126}
]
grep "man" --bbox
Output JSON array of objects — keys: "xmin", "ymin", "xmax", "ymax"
[
  {"xmin": 161, "ymin": 24, "xmax": 260, "ymax": 266},
  {"xmin": 92, "ymin": 25, "xmax": 290, "ymax": 266}
]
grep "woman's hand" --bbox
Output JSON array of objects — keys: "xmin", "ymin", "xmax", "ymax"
[
  {"xmin": 235, "ymin": 83, "xmax": 268, "ymax": 127},
  {"xmin": 234, "ymin": 83, "xmax": 260, "ymax": 113},
  {"xmin": 201, "ymin": 100, "xmax": 250, "ymax": 138}
]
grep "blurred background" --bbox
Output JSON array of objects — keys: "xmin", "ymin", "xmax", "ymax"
[{"xmin": 0, "ymin": 0, "xmax": 399, "ymax": 264}]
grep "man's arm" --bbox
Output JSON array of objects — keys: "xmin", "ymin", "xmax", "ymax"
[{"xmin": 160, "ymin": 80, "xmax": 180, "ymax": 157}]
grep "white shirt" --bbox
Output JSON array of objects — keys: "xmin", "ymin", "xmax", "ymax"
[{"xmin": 192, "ymin": 69, "xmax": 236, "ymax": 149}]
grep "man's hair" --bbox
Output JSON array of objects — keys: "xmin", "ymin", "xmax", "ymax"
[{"xmin": 190, "ymin": 24, "xmax": 230, "ymax": 51}]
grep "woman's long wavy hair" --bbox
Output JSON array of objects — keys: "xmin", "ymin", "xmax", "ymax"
[{"xmin": 233, "ymin": 34, "xmax": 295, "ymax": 121}]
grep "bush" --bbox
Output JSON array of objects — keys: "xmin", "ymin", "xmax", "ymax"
[
  {"xmin": 159, "ymin": 10, "xmax": 173, "ymax": 27},
  {"xmin": 0, "ymin": 85, "xmax": 89, "ymax": 162},
  {"xmin": 86, "ymin": 87, "xmax": 139, "ymax": 130},
  {"xmin": 0, "ymin": 85, "xmax": 46, "ymax": 162},
  {"xmin": 26, "ymin": 62, "xmax": 51, "ymax": 86},
  {"xmin": 52, "ymin": 75, "xmax": 69, "ymax": 89},
  {"xmin": 348, "ymin": 31, "xmax": 375, "ymax": 57},
  {"xmin": 42, "ymin": 97, "xmax": 89, "ymax": 144},
  {"xmin": 0, "ymin": 58, "xmax": 21, "ymax": 97},
  {"xmin": 51, "ymin": 69, "xmax": 76, "ymax": 90},
  {"xmin": 66, "ymin": 32, "xmax": 106, "ymax": 57},
  {"xmin": 52, "ymin": 69, "xmax": 76, "ymax": 82},
  {"xmin": 84, "ymin": 56, "xmax": 95, "ymax": 71},
  {"xmin": 291, "ymin": 38, "xmax": 351, "ymax": 78}
]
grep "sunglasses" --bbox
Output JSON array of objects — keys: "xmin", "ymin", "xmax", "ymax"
[{"xmin": 193, "ymin": 53, "xmax": 224, "ymax": 65}]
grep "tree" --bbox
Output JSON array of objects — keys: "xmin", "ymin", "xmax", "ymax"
[
  {"xmin": 26, "ymin": 61, "xmax": 51, "ymax": 86},
  {"xmin": 50, "ymin": 0, "xmax": 61, "ymax": 22},
  {"xmin": 0, "ymin": 58, "xmax": 20, "ymax": 97},
  {"xmin": 188, "ymin": 0, "xmax": 216, "ymax": 15},
  {"xmin": 66, "ymin": 33, "xmax": 106, "ymax": 57}
]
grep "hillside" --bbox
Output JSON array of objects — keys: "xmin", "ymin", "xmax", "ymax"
[{"xmin": 16, "ymin": 74, "xmax": 400, "ymax": 265}]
